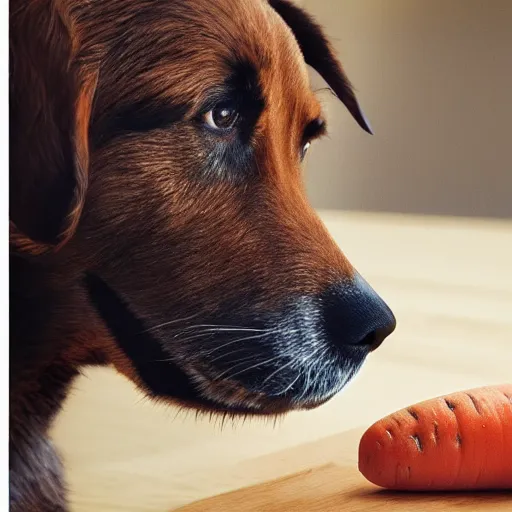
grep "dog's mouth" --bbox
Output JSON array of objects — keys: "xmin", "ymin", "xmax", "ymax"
[
  {"xmin": 85, "ymin": 273, "xmax": 367, "ymax": 415},
  {"xmin": 84, "ymin": 272, "xmax": 259, "ymax": 414}
]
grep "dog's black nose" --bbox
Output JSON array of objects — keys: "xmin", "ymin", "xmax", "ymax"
[{"xmin": 322, "ymin": 274, "xmax": 396, "ymax": 351}]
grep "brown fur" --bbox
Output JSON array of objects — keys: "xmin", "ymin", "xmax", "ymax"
[{"xmin": 10, "ymin": 1, "xmax": 393, "ymax": 510}]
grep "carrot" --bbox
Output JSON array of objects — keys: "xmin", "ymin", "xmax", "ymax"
[{"xmin": 358, "ymin": 384, "xmax": 512, "ymax": 491}]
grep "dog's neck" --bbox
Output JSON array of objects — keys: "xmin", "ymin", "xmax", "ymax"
[
  {"xmin": 9, "ymin": 341, "xmax": 77, "ymax": 511},
  {"xmin": 10, "ymin": 253, "xmax": 110, "ymax": 510},
  {"xmin": 10, "ymin": 254, "xmax": 75, "ymax": 510},
  {"xmin": 10, "ymin": 253, "xmax": 108, "ymax": 412}
]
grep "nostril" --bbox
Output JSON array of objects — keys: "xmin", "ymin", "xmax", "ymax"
[
  {"xmin": 321, "ymin": 275, "xmax": 396, "ymax": 351},
  {"xmin": 360, "ymin": 323, "xmax": 396, "ymax": 351},
  {"xmin": 360, "ymin": 329, "xmax": 378, "ymax": 347}
]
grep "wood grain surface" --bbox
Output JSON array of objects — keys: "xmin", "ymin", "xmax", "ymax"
[
  {"xmin": 176, "ymin": 464, "xmax": 512, "ymax": 512},
  {"xmin": 50, "ymin": 211, "xmax": 512, "ymax": 511}
]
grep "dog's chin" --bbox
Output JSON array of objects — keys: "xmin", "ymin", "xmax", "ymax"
[
  {"xmin": 137, "ymin": 358, "xmax": 353, "ymax": 417},
  {"xmin": 166, "ymin": 362, "xmax": 352, "ymax": 416},
  {"xmin": 85, "ymin": 272, "xmax": 366, "ymax": 416},
  {"xmin": 142, "ymin": 363, "xmax": 300, "ymax": 416}
]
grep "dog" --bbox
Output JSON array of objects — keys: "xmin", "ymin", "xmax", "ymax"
[{"xmin": 9, "ymin": 0, "xmax": 396, "ymax": 509}]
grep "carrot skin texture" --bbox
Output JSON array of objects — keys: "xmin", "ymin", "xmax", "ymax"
[{"xmin": 358, "ymin": 385, "xmax": 512, "ymax": 490}]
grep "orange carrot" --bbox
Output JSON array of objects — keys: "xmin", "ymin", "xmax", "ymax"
[{"xmin": 358, "ymin": 384, "xmax": 512, "ymax": 490}]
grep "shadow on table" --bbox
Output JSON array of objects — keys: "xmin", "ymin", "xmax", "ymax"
[
  {"xmin": 350, "ymin": 487, "xmax": 512, "ymax": 507},
  {"xmin": 174, "ymin": 463, "xmax": 512, "ymax": 511}
]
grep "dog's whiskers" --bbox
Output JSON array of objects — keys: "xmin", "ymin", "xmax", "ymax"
[
  {"xmin": 314, "ymin": 350, "xmax": 336, "ymax": 397},
  {"xmin": 297, "ymin": 359, "xmax": 315, "ymax": 402},
  {"xmin": 150, "ymin": 331, "xmax": 278, "ymax": 364},
  {"xmin": 278, "ymin": 371, "xmax": 302, "ymax": 396},
  {"xmin": 204, "ymin": 330, "xmax": 278, "ymax": 358},
  {"xmin": 216, "ymin": 351, "xmax": 290, "ymax": 381},
  {"xmin": 281, "ymin": 347, "xmax": 326, "ymax": 398},
  {"xmin": 166, "ymin": 328, "xmax": 272, "ymax": 348},
  {"xmin": 176, "ymin": 325, "xmax": 267, "ymax": 334},
  {"xmin": 206, "ymin": 352, "xmax": 261, "ymax": 372},
  {"xmin": 169, "ymin": 327, "xmax": 268, "ymax": 344},
  {"xmin": 303, "ymin": 347, "xmax": 334, "ymax": 401},
  {"xmin": 141, "ymin": 314, "xmax": 269, "ymax": 336},
  {"xmin": 261, "ymin": 345, "xmax": 324, "ymax": 393},
  {"xmin": 138, "ymin": 312, "xmax": 202, "ymax": 334},
  {"xmin": 174, "ymin": 326, "xmax": 268, "ymax": 339}
]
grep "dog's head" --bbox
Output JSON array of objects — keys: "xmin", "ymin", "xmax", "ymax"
[{"xmin": 10, "ymin": 0, "xmax": 395, "ymax": 415}]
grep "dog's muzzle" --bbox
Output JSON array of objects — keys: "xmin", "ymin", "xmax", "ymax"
[
  {"xmin": 179, "ymin": 273, "xmax": 396, "ymax": 410},
  {"xmin": 86, "ymin": 272, "xmax": 395, "ymax": 414}
]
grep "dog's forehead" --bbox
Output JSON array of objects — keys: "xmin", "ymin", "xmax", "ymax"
[
  {"xmin": 86, "ymin": 0, "xmax": 320, "ymax": 128},
  {"xmin": 182, "ymin": 0, "xmax": 317, "ymax": 114},
  {"xmin": 172, "ymin": 0, "xmax": 312, "ymax": 99}
]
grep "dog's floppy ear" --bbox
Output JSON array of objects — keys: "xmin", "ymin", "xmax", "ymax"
[
  {"xmin": 9, "ymin": 2, "xmax": 97, "ymax": 256},
  {"xmin": 268, "ymin": 0, "xmax": 372, "ymax": 134}
]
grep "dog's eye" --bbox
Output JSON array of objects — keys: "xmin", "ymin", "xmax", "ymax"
[
  {"xmin": 205, "ymin": 102, "xmax": 240, "ymax": 131},
  {"xmin": 300, "ymin": 141, "xmax": 311, "ymax": 161}
]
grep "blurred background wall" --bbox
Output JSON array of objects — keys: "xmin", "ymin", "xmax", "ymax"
[{"xmin": 300, "ymin": 0, "xmax": 512, "ymax": 219}]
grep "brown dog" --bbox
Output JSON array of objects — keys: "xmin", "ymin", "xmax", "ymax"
[{"xmin": 10, "ymin": 0, "xmax": 396, "ymax": 509}]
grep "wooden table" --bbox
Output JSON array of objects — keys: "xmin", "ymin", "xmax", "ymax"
[{"xmin": 51, "ymin": 211, "xmax": 512, "ymax": 511}]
